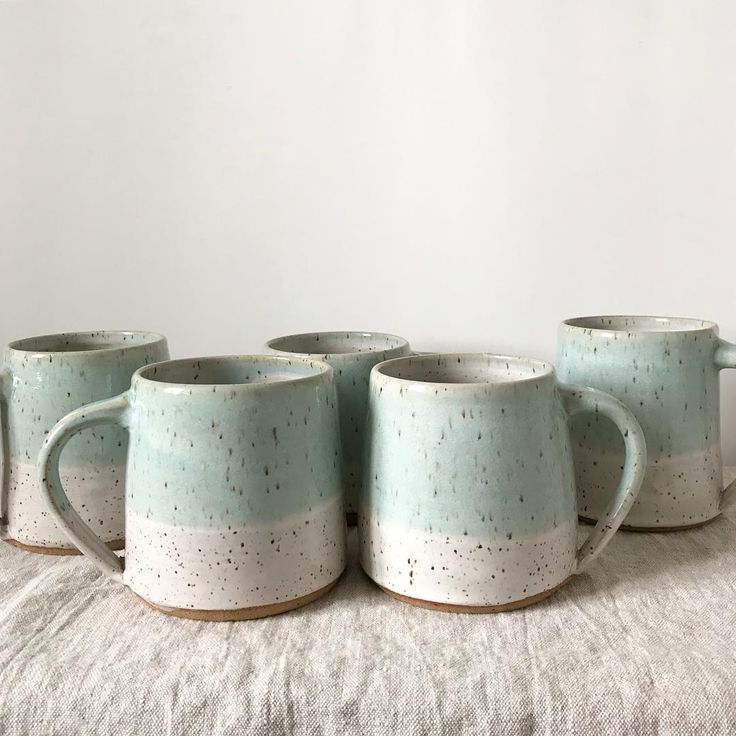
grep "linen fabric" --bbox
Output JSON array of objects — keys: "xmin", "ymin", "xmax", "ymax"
[{"xmin": 1, "ymin": 470, "xmax": 735, "ymax": 735}]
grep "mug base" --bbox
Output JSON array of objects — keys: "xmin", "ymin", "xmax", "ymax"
[
  {"xmin": 578, "ymin": 514, "xmax": 719, "ymax": 532},
  {"xmin": 3, "ymin": 537, "xmax": 125, "ymax": 556},
  {"xmin": 137, "ymin": 576, "xmax": 341, "ymax": 621},
  {"xmin": 376, "ymin": 577, "xmax": 570, "ymax": 614}
]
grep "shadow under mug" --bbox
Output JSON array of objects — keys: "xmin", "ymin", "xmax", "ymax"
[
  {"xmin": 0, "ymin": 330, "xmax": 169, "ymax": 553},
  {"xmin": 38, "ymin": 355, "xmax": 346, "ymax": 621},
  {"xmin": 558, "ymin": 315, "xmax": 736, "ymax": 530},
  {"xmin": 359, "ymin": 353, "xmax": 647, "ymax": 613},
  {"xmin": 265, "ymin": 331, "xmax": 413, "ymax": 523}
]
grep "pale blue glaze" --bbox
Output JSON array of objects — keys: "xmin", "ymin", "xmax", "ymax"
[
  {"xmin": 266, "ymin": 332, "xmax": 412, "ymax": 516},
  {"xmin": 0, "ymin": 331, "xmax": 169, "ymax": 547},
  {"xmin": 362, "ymin": 354, "xmax": 576, "ymax": 539},
  {"xmin": 359, "ymin": 353, "xmax": 646, "ymax": 607},
  {"xmin": 557, "ymin": 315, "xmax": 736, "ymax": 528},
  {"xmin": 125, "ymin": 356, "xmax": 343, "ymax": 526},
  {"xmin": 558, "ymin": 317, "xmax": 720, "ymax": 456},
  {"xmin": 3, "ymin": 331, "xmax": 169, "ymax": 469},
  {"xmin": 38, "ymin": 355, "xmax": 347, "ymax": 612}
]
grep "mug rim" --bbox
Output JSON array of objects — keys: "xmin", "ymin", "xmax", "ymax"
[
  {"xmin": 561, "ymin": 315, "xmax": 717, "ymax": 335},
  {"xmin": 133, "ymin": 354, "xmax": 333, "ymax": 391},
  {"xmin": 372, "ymin": 352, "xmax": 554, "ymax": 390},
  {"xmin": 266, "ymin": 330, "xmax": 410, "ymax": 357},
  {"xmin": 6, "ymin": 330, "xmax": 167, "ymax": 357}
]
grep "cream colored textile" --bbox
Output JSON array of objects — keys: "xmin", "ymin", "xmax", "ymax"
[{"xmin": 1, "ymin": 470, "xmax": 735, "ymax": 735}]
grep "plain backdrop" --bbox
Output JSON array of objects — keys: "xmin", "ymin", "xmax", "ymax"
[{"xmin": 1, "ymin": 1, "xmax": 735, "ymax": 460}]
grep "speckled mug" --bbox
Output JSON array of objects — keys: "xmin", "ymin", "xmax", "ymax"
[
  {"xmin": 558, "ymin": 315, "xmax": 736, "ymax": 530},
  {"xmin": 0, "ymin": 331, "xmax": 169, "ymax": 553},
  {"xmin": 266, "ymin": 332, "xmax": 412, "ymax": 523},
  {"xmin": 359, "ymin": 353, "xmax": 646, "ymax": 612},
  {"xmin": 39, "ymin": 355, "xmax": 346, "ymax": 620}
]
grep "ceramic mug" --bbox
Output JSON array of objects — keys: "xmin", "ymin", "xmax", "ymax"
[
  {"xmin": 558, "ymin": 315, "xmax": 736, "ymax": 530},
  {"xmin": 266, "ymin": 332, "xmax": 412, "ymax": 523},
  {"xmin": 359, "ymin": 353, "xmax": 646, "ymax": 612},
  {"xmin": 39, "ymin": 355, "xmax": 346, "ymax": 620},
  {"xmin": 0, "ymin": 330, "xmax": 169, "ymax": 553}
]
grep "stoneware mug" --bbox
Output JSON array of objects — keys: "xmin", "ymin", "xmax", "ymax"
[
  {"xmin": 266, "ymin": 332, "xmax": 412, "ymax": 524},
  {"xmin": 0, "ymin": 330, "xmax": 169, "ymax": 553},
  {"xmin": 558, "ymin": 315, "xmax": 736, "ymax": 530},
  {"xmin": 39, "ymin": 355, "xmax": 346, "ymax": 620},
  {"xmin": 359, "ymin": 353, "xmax": 647, "ymax": 612}
]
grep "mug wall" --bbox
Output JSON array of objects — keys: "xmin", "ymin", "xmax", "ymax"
[
  {"xmin": 266, "ymin": 332, "xmax": 412, "ymax": 518},
  {"xmin": 122, "ymin": 356, "xmax": 346, "ymax": 612},
  {"xmin": 557, "ymin": 317, "xmax": 725, "ymax": 529},
  {"xmin": 1, "ymin": 331, "xmax": 169, "ymax": 549},
  {"xmin": 359, "ymin": 354, "xmax": 578, "ymax": 608}
]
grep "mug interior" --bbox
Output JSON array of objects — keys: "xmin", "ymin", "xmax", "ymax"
[
  {"xmin": 8, "ymin": 330, "xmax": 165, "ymax": 354},
  {"xmin": 267, "ymin": 331, "xmax": 408, "ymax": 355},
  {"xmin": 137, "ymin": 355, "xmax": 330, "ymax": 386},
  {"xmin": 563, "ymin": 315, "xmax": 716, "ymax": 333},
  {"xmin": 376, "ymin": 353, "xmax": 553, "ymax": 385}
]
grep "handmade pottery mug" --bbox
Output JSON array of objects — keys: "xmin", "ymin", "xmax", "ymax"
[
  {"xmin": 0, "ymin": 330, "xmax": 169, "ymax": 553},
  {"xmin": 558, "ymin": 315, "xmax": 736, "ymax": 530},
  {"xmin": 266, "ymin": 332, "xmax": 412, "ymax": 523},
  {"xmin": 359, "ymin": 353, "xmax": 646, "ymax": 612},
  {"xmin": 39, "ymin": 355, "xmax": 346, "ymax": 620}
]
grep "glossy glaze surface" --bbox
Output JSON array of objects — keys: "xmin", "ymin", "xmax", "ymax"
[
  {"xmin": 558, "ymin": 316, "xmax": 736, "ymax": 529},
  {"xmin": 39, "ymin": 355, "xmax": 346, "ymax": 617},
  {"xmin": 266, "ymin": 332, "xmax": 412, "ymax": 517},
  {"xmin": 359, "ymin": 353, "xmax": 646, "ymax": 609},
  {"xmin": 0, "ymin": 331, "xmax": 169, "ymax": 549}
]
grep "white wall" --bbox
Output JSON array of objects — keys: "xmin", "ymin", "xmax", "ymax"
[{"xmin": 1, "ymin": 1, "xmax": 735, "ymax": 460}]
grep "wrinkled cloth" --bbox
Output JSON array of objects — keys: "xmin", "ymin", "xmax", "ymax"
[{"xmin": 1, "ymin": 470, "xmax": 735, "ymax": 736}]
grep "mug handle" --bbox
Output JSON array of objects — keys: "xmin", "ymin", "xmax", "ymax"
[
  {"xmin": 0, "ymin": 367, "xmax": 11, "ymax": 534},
  {"xmin": 559, "ymin": 383, "xmax": 647, "ymax": 573},
  {"xmin": 37, "ymin": 393, "xmax": 131, "ymax": 581},
  {"xmin": 715, "ymin": 338, "xmax": 736, "ymax": 370},
  {"xmin": 715, "ymin": 338, "xmax": 736, "ymax": 507}
]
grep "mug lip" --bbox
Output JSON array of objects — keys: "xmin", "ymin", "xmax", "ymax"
[
  {"xmin": 132, "ymin": 354, "xmax": 333, "ymax": 392},
  {"xmin": 561, "ymin": 315, "xmax": 717, "ymax": 335},
  {"xmin": 266, "ymin": 330, "xmax": 410, "ymax": 357},
  {"xmin": 372, "ymin": 352, "xmax": 555, "ymax": 390},
  {"xmin": 6, "ymin": 330, "xmax": 167, "ymax": 358}
]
